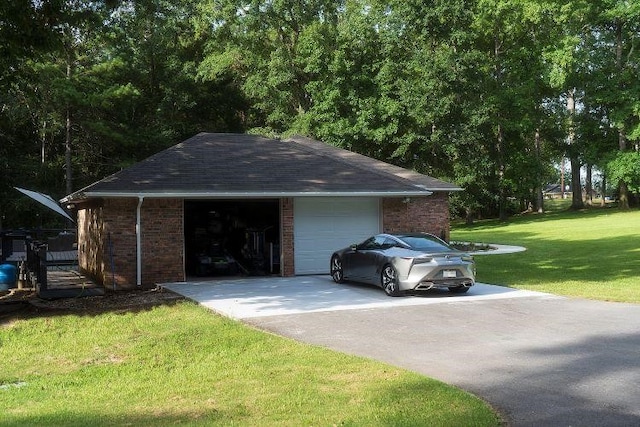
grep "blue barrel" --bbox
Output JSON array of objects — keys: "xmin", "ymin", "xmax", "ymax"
[{"xmin": 0, "ymin": 264, "xmax": 17, "ymax": 291}]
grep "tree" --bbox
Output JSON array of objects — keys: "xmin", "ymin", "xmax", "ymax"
[
  {"xmin": 0, "ymin": 0, "xmax": 67, "ymax": 227},
  {"xmin": 572, "ymin": 0, "xmax": 640, "ymax": 209},
  {"xmin": 198, "ymin": 0, "xmax": 342, "ymax": 133},
  {"xmin": 607, "ymin": 151, "xmax": 640, "ymax": 201}
]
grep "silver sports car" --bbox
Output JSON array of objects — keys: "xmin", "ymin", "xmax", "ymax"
[{"xmin": 330, "ymin": 233, "xmax": 475, "ymax": 296}]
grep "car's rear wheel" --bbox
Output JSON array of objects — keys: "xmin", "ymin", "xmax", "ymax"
[
  {"xmin": 381, "ymin": 264, "xmax": 401, "ymax": 297},
  {"xmin": 330, "ymin": 255, "xmax": 344, "ymax": 283},
  {"xmin": 448, "ymin": 286, "xmax": 470, "ymax": 294}
]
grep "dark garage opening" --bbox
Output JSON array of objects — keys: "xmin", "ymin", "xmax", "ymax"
[{"xmin": 184, "ymin": 200, "xmax": 280, "ymax": 277}]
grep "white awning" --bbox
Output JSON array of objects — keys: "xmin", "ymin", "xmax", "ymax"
[{"xmin": 14, "ymin": 187, "xmax": 75, "ymax": 223}]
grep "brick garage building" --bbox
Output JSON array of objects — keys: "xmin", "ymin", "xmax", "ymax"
[{"xmin": 63, "ymin": 133, "xmax": 460, "ymax": 289}]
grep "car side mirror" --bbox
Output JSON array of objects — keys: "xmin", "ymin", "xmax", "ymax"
[{"xmin": 350, "ymin": 244, "xmax": 358, "ymax": 251}]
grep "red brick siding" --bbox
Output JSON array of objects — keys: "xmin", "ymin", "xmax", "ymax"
[
  {"xmin": 77, "ymin": 201, "xmax": 106, "ymax": 286},
  {"xmin": 105, "ymin": 199, "xmax": 138, "ymax": 287},
  {"xmin": 77, "ymin": 198, "xmax": 184, "ymax": 289},
  {"xmin": 382, "ymin": 194, "xmax": 451, "ymax": 241},
  {"xmin": 280, "ymin": 198, "xmax": 295, "ymax": 276},
  {"xmin": 77, "ymin": 199, "xmax": 137, "ymax": 288},
  {"xmin": 140, "ymin": 199, "xmax": 184, "ymax": 286}
]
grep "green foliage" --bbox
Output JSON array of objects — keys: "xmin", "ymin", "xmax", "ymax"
[
  {"xmin": 1, "ymin": 0, "xmax": 639, "ymax": 227},
  {"xmin": 607, "ymin": 151, "xmax": 640, "ymax": 193}
]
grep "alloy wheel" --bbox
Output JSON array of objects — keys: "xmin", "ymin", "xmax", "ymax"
[
  {"xmin": 331, "ymin": 256, "xmax": 344, "ymax": 283},
  {"xmin": 381, "ymin": 265, "xmax": 400, "ymax": 296}
]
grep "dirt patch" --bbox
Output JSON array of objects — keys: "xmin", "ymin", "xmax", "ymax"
[{"xmin": 0, "ymin": 287, "xmax": 186, "ymax": 322}]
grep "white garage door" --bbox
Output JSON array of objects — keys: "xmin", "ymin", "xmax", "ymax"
[{"xmin": 294, "ymin": 197, "xmax": 380, "ymax": 274}]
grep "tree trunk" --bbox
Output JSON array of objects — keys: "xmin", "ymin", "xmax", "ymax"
[
  {"xmin": 585, "ymin": 164, "xmax": 593, "ymax": 206},
  {"xmin": 65, "ymin": 60, "xmax": 72, "ymax": 195},
  {"xmin": 465, "ymin": 207, "xmax": 474, "ymax": 225},
  {"xmin": 561, "ymin": 158, "xmax": 566, "ymax": 199},
  {"xmin": 570, "ymin": 156, "xmax": 583, "ymax": 209},
  {"xmin": 534, "ymin": 128, "xmax": 544, "ymax": 213},
  {"xmin": 566, "ymin": 89, "xmax": 584, "ymax": 210},
  {"xmin": 497, "ymin": 124, "xmax": 507, "ymax": 221},
  {"xmin": 40, "ymin": 121, "xmax": 47, "ymax": 164},
  {"xmin": 493, "ymin": 35, "xmax": 508, "ymax": 221},
  {"xmin": 615, "ymin": 19, "xmax": 630, "ymax": 210},
  {"xmin": 618, "ymin": 180, "xmax": 630, "ymax": 210},
  {"xmin": 617, "ymin": 131, "xmax": 630, "ymax": 209}
]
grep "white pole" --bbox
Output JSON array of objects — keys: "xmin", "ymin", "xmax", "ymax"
[{"xmin": 136, "ymin": 196, "xmax": 144, "ymax": 287}]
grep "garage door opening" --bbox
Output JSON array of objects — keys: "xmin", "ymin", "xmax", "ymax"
[{"xmin": 184, "ymin": 200, "xmax": 280, "ymax": 278}]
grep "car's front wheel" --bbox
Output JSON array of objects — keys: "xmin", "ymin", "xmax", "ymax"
[
  {"xmin": 381, "ymin": 264, "xmax": 401, "ymax": 297},
  {"xmin": 330, "ymin": 255, "xmax": 344, "ymax": 283}
]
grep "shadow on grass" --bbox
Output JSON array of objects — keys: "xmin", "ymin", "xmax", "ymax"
[
  {"xmin": 367, "ymin": 378, "xmax": 502, "ymax": 426},
  {"xmin": 0, "ymin": 411, "xmax": 229, "ymax": 427},
  {"xmin": 0, "ymin": 288, "xmax": 187, "ymax": 326}
]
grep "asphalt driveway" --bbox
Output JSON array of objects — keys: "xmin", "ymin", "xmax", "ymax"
[{"xmin": 163, "ymin": 276, "xmax": 640, "ymax": 426}]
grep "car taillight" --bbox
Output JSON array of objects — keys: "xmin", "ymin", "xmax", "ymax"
[{"xmin": 410, "ymin": 257, "xmax": 433, "ymax": 264}]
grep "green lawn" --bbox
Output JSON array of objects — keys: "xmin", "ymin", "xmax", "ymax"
[
  {"xmin": 0, "ymin": 302, "xmax": 501, "ymax": 426},
  {"xmin": 451, "ymin": 202, "xmax": 640, "ymax": 303}
]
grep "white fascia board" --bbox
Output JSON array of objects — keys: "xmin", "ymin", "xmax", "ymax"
[
  {"xmin": 66, "ymin": 190, "xmax": 434, "ymax": 201},
  {"xmin": 413, "ymin": 184, "xmax": 463, "ymax": 192}
]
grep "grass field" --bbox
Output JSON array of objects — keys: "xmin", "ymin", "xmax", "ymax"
[
  {"xmin": 451, "ymin": 201, "xmax": 640, "ymax": 303},
  {"xmin": 0, "ymin": 301, "xmax": 501, "ymax": 426}
]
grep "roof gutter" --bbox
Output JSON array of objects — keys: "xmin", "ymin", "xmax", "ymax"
[{"xmin": 136, "ymin": 196, "xmax": 143, "ymax": 287}]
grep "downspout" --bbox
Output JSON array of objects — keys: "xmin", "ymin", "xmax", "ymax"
[{"xmin": 136, "ymin": 196, "xmax": 144, "ymax": 287}]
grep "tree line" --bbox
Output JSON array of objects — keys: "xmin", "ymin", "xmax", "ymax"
[{"xmin": 1, "ymin": 0, "xmax": 638, "ymax": 228}]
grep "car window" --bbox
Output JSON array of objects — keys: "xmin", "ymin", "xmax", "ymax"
[
  {"xmin": 381, "ymin": 237, "xmax": 398, "ymax": 249},
  {"xmin": 373, "ymin": 236, "xmax": 390, "ymax": 249},
  {"xmin": 358, "ymin": 237, "xmax": 378, "ymax": 250},
  {"xmin": 399, "ymin": 235, "xmax": 453, "ymax": 252},
  {"xmin": 359, "ymin": 236, "xmax": 387, "ymax": 250}
]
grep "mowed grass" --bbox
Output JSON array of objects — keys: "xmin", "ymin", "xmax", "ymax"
[
  {"xmin": 0, "ymin": 301, "xmax": 501, "ymax": 426},
  {"xmin": 452, "ymin": 201, "xmax": 640, "ymax": 303}
]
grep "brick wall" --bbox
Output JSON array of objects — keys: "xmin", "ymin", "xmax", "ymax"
[
  {"xmin": 280, "ymin": 197, "xmax": 295, "ymax": 276},
  {"xmin": 382, "ymin": 193, "xmax": 451, "ymax": 241},
  {"xmin": 77, "ymin": 199, "xmax": 137, "ymax": 289},
  {"xmin": 77, "ymin": 200, "xmax": 106, "ymax": 286},
  {"xmin": 140, "ymin": 199, "xmax": 184, "ymax": 286},
  {"xmin": 77, "ymin": 198, "xmax": 184, "ymax": 289}
]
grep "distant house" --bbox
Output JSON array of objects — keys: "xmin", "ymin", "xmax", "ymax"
[
  {"xmin": 62, "ymin": 133, "xmax": 461, "ymax": 289},
  {"xmin": 543, "ymin": 184, "xmax": 564, "ymax": 199}
]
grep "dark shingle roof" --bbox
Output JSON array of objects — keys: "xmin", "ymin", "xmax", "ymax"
[{"xmin": 64, "ymin": 133, "xmax": 460, "ymax": 201}]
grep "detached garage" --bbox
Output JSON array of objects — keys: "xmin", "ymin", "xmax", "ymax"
[{"xmin": 62, "ymin": 133, "xmax": 460, "ymax": 289}]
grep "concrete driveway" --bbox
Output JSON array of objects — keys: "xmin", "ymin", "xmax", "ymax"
[{"xmin": 163, "ymin": 276, "xmax": 640, "ymax": 426}]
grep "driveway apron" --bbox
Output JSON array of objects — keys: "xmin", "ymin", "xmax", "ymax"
[{"xmin": 163, "ymin": 276, "xmax": 640, "ymax": 426}]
